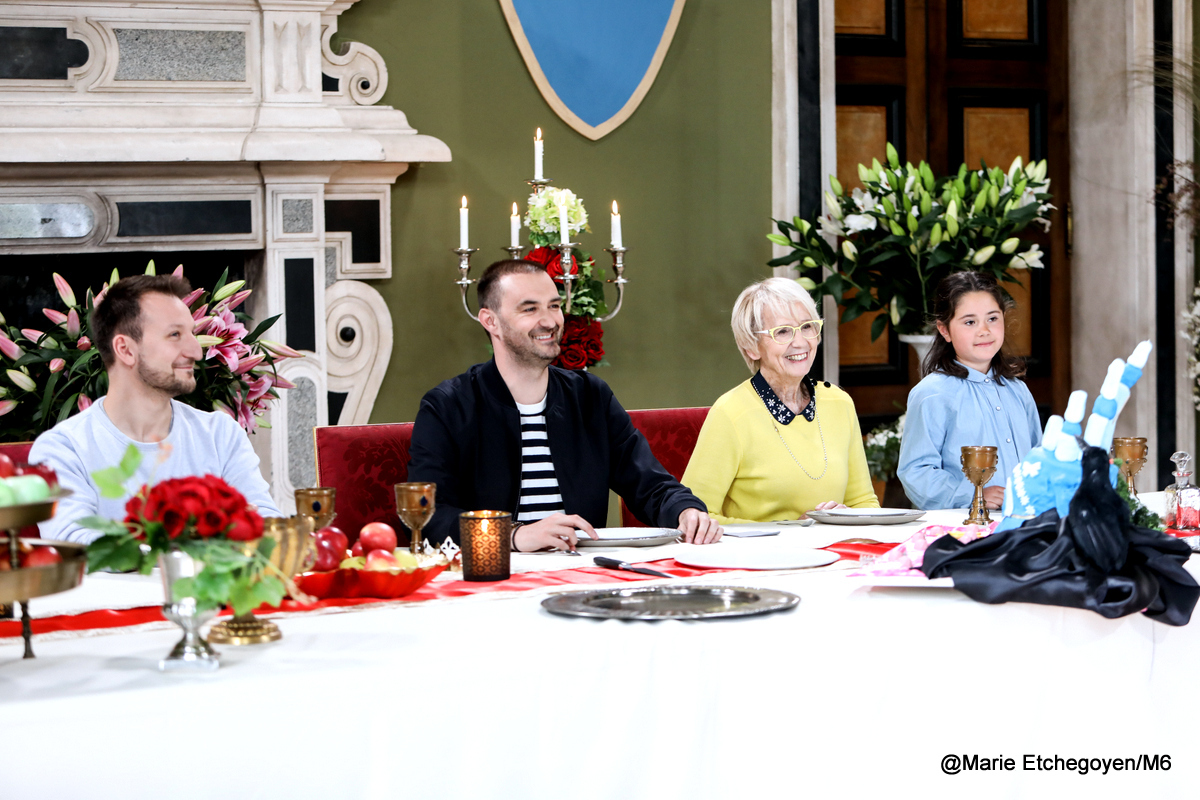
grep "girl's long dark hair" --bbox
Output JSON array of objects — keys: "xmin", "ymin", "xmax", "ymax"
[{"xmin": 922, "ymin": 271, "xmax": 1027, "ymax": 380}]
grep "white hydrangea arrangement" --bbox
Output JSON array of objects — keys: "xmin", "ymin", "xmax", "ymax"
[
  {"xmin": 525, "ymin": 186, "xmax": 590, "ymax": 246},
  {"xmin": 863, "ymin": 414, "xmax": 906, "ymax": 483}
]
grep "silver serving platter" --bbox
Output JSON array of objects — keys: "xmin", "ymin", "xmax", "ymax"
[
  {"xmin": 541, "ymin": 584, "xmax": 800, "ymax": 620},
  {"xmin": 806, "ymin": 509, "xmax": 926, "ymax": 526},
  {"xmin": 575, "ymin": 528, "xmax": 679, "ymax": 548}
]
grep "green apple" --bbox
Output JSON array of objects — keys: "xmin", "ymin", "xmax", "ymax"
[
  {"xmin": 0, "ymin": 481, "xmax": 15, "ymax": 507},
  {"xmin": 6, "ymin": 475, "xmax": 50, "ymax": 504}
]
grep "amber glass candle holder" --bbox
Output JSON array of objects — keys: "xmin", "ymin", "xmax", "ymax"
[{"xmin": 460, "ymin": 511, "xmax": 512, "ymax": 582}]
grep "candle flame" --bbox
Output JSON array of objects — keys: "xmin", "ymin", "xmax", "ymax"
[
  {"xmin": 461, "ymin": 196, "xmax": 468, "ymax": 209},
  {"xmin": 535, "ymin": 127, "xmax": 542, "ymax": 141},
  {"xmin": 612, "ymin": 200, "xmax": 619, "ymax": 215},
  {"xmin": 512, "ymin": 202, "xmax": 519, "ymax": 216}
]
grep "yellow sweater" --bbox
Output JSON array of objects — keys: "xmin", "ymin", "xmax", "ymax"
[{"xmin": 682, "ymin": 379, "xmax": 880, "ymax": 524}]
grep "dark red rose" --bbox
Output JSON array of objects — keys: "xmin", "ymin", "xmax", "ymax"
[
  {"xmin": 205, "ymin": 476, "xmax": 246, "ymax": 514},
  {"xmin": 160, "ymin": 507, "xmax": 187, "ymax": 539},
  {"xmin": 173, "ymin": 478, "xmax": 212, "ymax": 521},
  {"xmin": 555, "ymin": 342, "xmax": 589, "ymax": 370},
  {"xmin": 196, "ymin": 507, "xmax": 230, "ymax": 538},
  {"xmin": 552, "ymin": 316, "xmax": 603, "ymax": 370},
  {"xmin": 124, "ymin": 490, "xmax": 147, "ymax": 524},
  {"xmin": 226, "ymin": 508, "xmax": 264, "ymax": 541},
  {"xmin": 526, "ymin": 246, "xmax": 576, "ymax": 280}
]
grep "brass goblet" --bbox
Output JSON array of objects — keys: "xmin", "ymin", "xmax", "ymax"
[
  {"xmin": 295, "ymin": 487, "xmax": 336, "ymax": 530},
  {"xmin": 395, "ymin": 482, "xmax": 436, "ymax": 555},
  {"xmin": 961, "ymin": 446, "xmax": 999, "ymax": 526},
  {"xmin": 1111, "ymin": 437, "xmax": 1148, "ymax": 497},
  {"xmin": 208, "ymin": 515, "xmax": 317, "ymax": 646}
]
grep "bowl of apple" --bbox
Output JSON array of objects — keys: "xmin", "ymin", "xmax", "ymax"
[{"xmin": 295, "ymin": 522, "xmax": 449, "ymax": 600}]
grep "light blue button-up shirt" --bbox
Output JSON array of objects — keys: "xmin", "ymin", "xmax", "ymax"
[{"xmin": 898, "ymin": 365, "xmax": 1041, "ymax": 510}]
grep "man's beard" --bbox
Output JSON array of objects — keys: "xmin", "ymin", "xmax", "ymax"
[
  {"xmin": 496, "ymin": 319, "xmax": 562, "ymax": 367},
  {"xmin": 138, "ymin": 360, "xmax": 196, "ymax": 397}
]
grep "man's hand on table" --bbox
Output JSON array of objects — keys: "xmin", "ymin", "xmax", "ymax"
[
  {"xmin": 678, "ymin": 508, "xmax": 722, "ymax": 544},
  {"xmin": 513, "ymin": 513, "xmax": 597, "ymax": 552},
  {"xmin": 983, "ymin": 486, "xmax": 1005, "ymax": 510}
]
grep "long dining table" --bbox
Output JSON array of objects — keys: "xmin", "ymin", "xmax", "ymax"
[{"xmin": 2, "ymin": 507, "xmax": 1196, "ymax": 800}]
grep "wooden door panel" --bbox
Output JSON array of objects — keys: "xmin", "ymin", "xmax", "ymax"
[
  {"xmin": 962, "ymin": 106, "xmax": 1030, "ymax": 168},
  {"xmin": 836, "ymin": 1, "xmax": 888, "ymax": 36},
  {"xmin": 836, "ymin": 105, "xmax": 889, "ymax": 193},
  {"xmin": 962, "ymin": 0, "xmax": 1029, "ymax": 40}
]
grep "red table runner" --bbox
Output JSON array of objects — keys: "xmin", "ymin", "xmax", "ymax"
[{"xmin": 1, "ymin": 544, "xmax": 890, "ymax": 640}]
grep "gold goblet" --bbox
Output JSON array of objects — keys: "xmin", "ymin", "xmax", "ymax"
[
  {"xmin": 395, "ymin": 483, "xmax": 436, "ymax": 555},
  {"xmin": 207, "ymin": 515, "xmax": 317, "ymax": 646},
  {"xmin": 1111, "ymin": 437, "xmax": 1148, "ymax": 497},
  {"xmin": 961, "ymin": 446, "xmax": 999, "ymax": 526},
  {"xmin": 295, "ymin": 487, "xmax": 336, "ymax": 530}
]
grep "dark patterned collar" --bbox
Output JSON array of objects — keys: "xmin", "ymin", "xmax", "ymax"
[{"xmin": 752, "ymin": 372, "xmax": 816, "ymax": 424}]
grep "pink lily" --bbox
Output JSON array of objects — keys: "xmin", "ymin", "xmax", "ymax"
[
  {"xmin": 95, "ymin": 286, "xmax": 108, "ymax": 306},
  {"xmin": 172, "ymin": 264, "xmax": 184, "ymax": 277},
  {"xmin": 193, "ymin": 317, "xmax": 214, "ymax": 333},
  {"xmin": 212, "ymin": 399, "xmax": 236, "ymax": 420},
  {"xmin": 66, "ymin": 309, "xmax": 81, "ymax": 338},
  {"xmin": 0, "ymin": 399, "xmax": 16, "ymax": 417},
  {"xmin": 270, "ymin": 373, "xmax": 297, "ymax": 391},
  {"xmin": 77, "ymin": 336, "xmax": 92, "ymax": 351},
  {"xmin": 182, "ymin": 288, "xmax": 205, "ymax": 308},
  {"xmin": 234, "ymin": 353, "xmax": 265, "ymax": 375},
  {"xmin": 77, "ymin": 395, "xmax": 92, "ymax": 412},
  {"xmin": 0, "ymin": 335, "xmax": 23, "ymax": 360},
  {"xmin": 21, "ymin": 328, "xmax": 46, "ymax": 345},
  {"xmin": 7, "ymin": 370, "xmax": 36, "ymax": 392},
  {"xmin": 191, "ymin": 304, "xmax": 209, "ymax": 321},
  {"xmin": 244, "ymin": 374, "xmax": 274, "ymax": 403},
  {"xmin": 219, "ymin": 289, "xmax": 252, "ymax": 311},
  {"xmin": 52, "ymin": 273, "xmax": 77, "ymax": 307},
  {"xmin": 49, "ymin": 358, "xmax": 65, "ymax": 373},
  {"xmin": 259, "ymin": 339, "xmax": 304, "ymax": 359},
  {"xmin": 42, "ymin": 309, "xmax": 68, "ymax": 325}
]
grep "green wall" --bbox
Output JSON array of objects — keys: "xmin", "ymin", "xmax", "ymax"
[{"xmin": 334, "ymin": 0, "xmax": 774, "ymax": 423}]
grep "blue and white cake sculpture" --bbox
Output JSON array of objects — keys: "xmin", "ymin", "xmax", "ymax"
[{"xmin": 995, "ymin": 341, "xmax": 1153, "ymax": 533}]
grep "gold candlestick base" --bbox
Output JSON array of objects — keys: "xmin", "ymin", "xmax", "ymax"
[
  {"xmin": 207, "ymin": 613, "xmax": 282, "ymax": 645},
  {"xmin": 961, "ymin": 445, "xmax": 999, "ymax": 526}
]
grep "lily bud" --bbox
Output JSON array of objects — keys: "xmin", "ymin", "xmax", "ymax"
[
  {"xmin": 987, "ymin": 184, "xmax": 1000, "ymax": 207},
  {"xmin": 919, "ymin": 194, "xmax": 932, "ymax": 215},
  {"xmin": 871, "ymin": 157, "xmax": 883, "ymax": 174},
  {"xmin": 972, "ymin": 245, "xmax": 996, "ymax": 265},
  {"xmin": 1007, "ymin": 155, "xmax": 1023, "ymax": 181},
  {"xmin": 260, "ymin": 339, "xmax": 305, "ymax": 359},
  {"xmin": 109, "ymin": 268, "xmax": 120, "ymax": 287},
  {"xmin": 946, "ymin": 200, "xmax": 958, "ymax": 221},
  {"xmin": 0, "ymin": 335, "xmax": 22, "ymax": 361},
  {"xmin": 43, "ymin": 309, "xmax": 68, "ymax": 325},
  {"xmin": 970, "ymin": 172, "xmax": 980, "ymax": 192},
  {"xmin": 890, "ymin": 296, "xmax": 901, "ymax": 325},
  {"xmin": 829, "ymin": 175, "xmax": 843, "ymax": 197},
  {"xmin": 172, "ymin": 264, "xmax": 184, "ymax": 277},
  {"xmin": 49, "ymin": 358, "xmax": 65, "ymax": 373},
  {"xmin": 1013, "ymin": 179, "xmax": 1027, "ymax": 197},
  {"xmin": 52, "ymin": 273, "xmax": 77, "ymax": 307},
  {"xmin": 802, "ymin": 256, "xmax": 818, "ymax": 267},
  {"xmin": 767, "ymin": 233, "xmax": 792, "ymax": 247},
  {"xmin": 1008, "ymin": 256, "xmax": 1026, "ymax": 270},
  {"xmin": 973, "ymin": 191, "xmax": 989, "ymax": 214},
  {"xmin": 857, "ymin": 163, "xmax": 871, "ymax": 185},
  {"xmin": 0, "ymin": 400, "xmax": 16, "ymax": 417},
  {"xmin": 7, "ymin": 369, "xmax": 36, "ymax": 392},
  {"xmin": 21, "ymin": 329, "xmax": 45, "ymax": 345},
  {"xmin": 946, "ymin": 216, "xmax": 959, "ymax": 238},
  {"xmin": 886, "ymin": 142, "xmax": 900, "ymax": 168},
  {"xmin": 824, "ymin": 192, "xmax": 843, "ymax": 219},
  {"xmin": 212, "ymin": 279, "xmax": 246, "ymax": 302},
  {"xmin": 957, "ymin": 163, "xmax": 968, "ymax": 180},
  {"xmin": 889, "ymin": 220, "xmax": 905, "ymax": 236},
  {"xmin": 144, "ymin": 260, "xmax": 156, "ymax": 275},
  {"xmin": 797, "ymin": 218, "xmax": 811, "ymax": 235},
  {"xmin": 196, "ymin": 335, "xmax": 224, "ymax": 348},
  {"xmin": 842, "ymin": 240, "xmax": 858, "ymax": 262},
  {"xmin": 907, "ymin": 212, "xmax": 919, "ymax": 233},
  {"xmin": 77, "ymin": 336, "xmax": 91, "ymax": 351},
  {"xmin": 181, "ymin": 288, "xmax": 205, "ymax": 307},
  {"xmin": 66, "ymin": 309, "xmax": 80, "ymax": 338},
  {"xmin": 930, "ymin": 223, "xmax": 943, "ymax": 246},
  {"xmin": 797, "ymin": 277, "xmax": 818, "ymax": 291},
  {"xmin": 881, "ymin": 197, "xmax": 895, "ymax": 217}
]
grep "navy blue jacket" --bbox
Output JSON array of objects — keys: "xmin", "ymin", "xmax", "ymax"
[{"xmin": 408, "ymin": 360, "xmax": 705, "ymax": 544}]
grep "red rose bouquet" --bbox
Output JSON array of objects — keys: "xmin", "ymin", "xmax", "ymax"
[
  {"xmin": 83, "ymin": 446, "xmax": 284, "ymax": 615},
  {"xmin": 526, "ymin": 244, "xmax": 608, "ymax": 370}
]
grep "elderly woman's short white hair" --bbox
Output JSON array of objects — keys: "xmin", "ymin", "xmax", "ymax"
[{"xmin": 730, "ymin": 277, "xmax": 821, "ymax": 373}]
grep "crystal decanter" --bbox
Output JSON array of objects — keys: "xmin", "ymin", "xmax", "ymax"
[{"xmin": 1165, "ymin": 451, "xmax": 1200, "ymax": 531}]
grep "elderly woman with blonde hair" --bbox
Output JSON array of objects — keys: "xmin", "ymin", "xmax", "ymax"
[{"xmin": 681, "ymin": 277, "xmax": 879, "ymax": 523}]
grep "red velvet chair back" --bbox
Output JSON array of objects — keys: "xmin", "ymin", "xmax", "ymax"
[
  {"xmin": 0, "ymin": 442, "xmax": 33, "ymax": 463},
  {"xmin": 314, "ymin": 423, "xmax": 413, "ymax": 545},
  {"xmin": 620, "ymin": 407, "xmax": 709, "ymax": 527}
]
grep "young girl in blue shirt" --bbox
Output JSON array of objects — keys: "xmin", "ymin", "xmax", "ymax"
[{"xmin": 897, "ymin": 271, "xmax": 1041, "ymax": 510}]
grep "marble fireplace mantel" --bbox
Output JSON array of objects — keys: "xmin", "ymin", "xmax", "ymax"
[{"xmin": 0, "ymin": 0, "xmax": 450, "ymax": 513}]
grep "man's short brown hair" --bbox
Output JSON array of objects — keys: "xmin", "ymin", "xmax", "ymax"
[
  {"xmin": 476, "ymin": 259, "xmax": 549, "ymax": 311},
  {"xmin": 92, "ymin": 274, "xmax": 192, "ymax": 368}
]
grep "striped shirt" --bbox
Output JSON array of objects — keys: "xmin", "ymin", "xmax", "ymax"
[{"xmin": 515, "ymin": 397, "xmax": 565, "ymax": 522}]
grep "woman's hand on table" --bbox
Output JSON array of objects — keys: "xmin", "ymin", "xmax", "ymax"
[
  {"xmin": 678, "ymin": 508, "xmax": 722, "ymax": 544},
  {"xmin": 513, "ymin": 514, "xmax": 597, "ymax": 552},
  {"xmin": 983, "ymin": 486, "xmax": 1005, "ymax": 510},
  {"xmin": 800, "ymin": 502, "xmax": 848, "ymax": 519}
]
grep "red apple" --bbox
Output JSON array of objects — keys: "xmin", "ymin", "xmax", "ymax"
[
  {"xmin": 350, "ymin": 540, "xmax": 363, "ymax": 557},
  {"xmin": 359, "ymin": 522, "xmax": 397, "ymax": 553},
  {"xmin": 313, "ymin": 538, "xmax": 342, "ymax": 572},
  {"xmin": 315, "ymin": 526, "xmax": 348, "ymax": 554},
  {"xmin": 0, "ymin": 454, "xmax": 15, "ymax": 479},
  {"xmin": 21, "ymin": 546, "xmax": 61, "ymax": 568},
  {"xmin": 15, "ymin": 462, "xmax": 58, "ymax": 488},
  {"xmin": 364, "ymin": 548, "xmax": 399, "ymax": 571}
]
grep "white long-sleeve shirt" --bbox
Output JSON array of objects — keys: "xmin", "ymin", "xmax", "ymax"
[{"xmin": 29, "ymin": 397, "xmax": 281, "ymax": 543}]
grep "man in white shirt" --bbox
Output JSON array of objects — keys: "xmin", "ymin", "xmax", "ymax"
[{"xmin": 30, "ymin": 274, "xmax": 281, "ymax": 543}]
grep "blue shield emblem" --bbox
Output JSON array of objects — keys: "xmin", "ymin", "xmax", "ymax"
[{"xmin": 500, "ymin": 0, "xmax": 686, "ymax": 140}]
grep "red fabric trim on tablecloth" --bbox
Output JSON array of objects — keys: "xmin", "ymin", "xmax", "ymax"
[{"xmin": 0, "ymin": 550, "xmax": 868, "ymax": 639}]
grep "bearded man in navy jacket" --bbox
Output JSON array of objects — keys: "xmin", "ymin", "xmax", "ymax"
[{"xmin": 408, "ymin": 260, "xmax": 721, "ymax": 552}]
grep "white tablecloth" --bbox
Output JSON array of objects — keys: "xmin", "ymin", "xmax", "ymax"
[{"xmin": 2, "ymin": 513, "xmax": 1197, "ymax": 800}]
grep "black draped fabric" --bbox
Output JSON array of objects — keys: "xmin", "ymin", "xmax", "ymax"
[{"xmin": 921, "ymin": 446, "xmax": 1199, "ymax": 626}]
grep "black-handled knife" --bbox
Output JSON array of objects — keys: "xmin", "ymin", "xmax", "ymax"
[{"xmin": 593, "ymin": 556, "xmax": 673, "ymax": 579}]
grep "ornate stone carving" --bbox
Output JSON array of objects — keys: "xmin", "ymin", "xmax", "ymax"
[
  {"xmin": 325, "ymin": 279, "xmax": 392, "ymax": 426},
  {"xmin": 320, "ymin": 15, "xmax": 386, "ymax": 105}
]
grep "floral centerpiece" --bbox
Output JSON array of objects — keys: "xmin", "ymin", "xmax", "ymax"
[
  {"xmin": 0, "ymin": 261, "xmax": 300, "ymax": 441},
  {"xmin": 82, "ymin": 445, "xmax": 285, "ymax": 615},
  {"xmin": 523, "ymin": 186, "xmax": 608, "ymax": 369},
  {"xmin": 863, "ymin": 414, "xmax": 905, "ymax": 483},
  {"xmin": 767, "ymin": 143, "xmax": 1054, "ymax": 340}
]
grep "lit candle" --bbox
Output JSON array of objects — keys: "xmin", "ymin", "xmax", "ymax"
[
  {"xmin": 611, "ymin": 200, "xmax": 623, "ymax": 248},
  {"xmin": 459, "ymin": 196, "xmax": 469, "ymax": 250},
  {"xmin": 534, "ymin": 128, "xmax": 544, "ymax": 181},
  {"xmin": 510, "ymin": 202, "xmax": 520, "ymax": 248},
  {"xmin": 558, "ymin": 199, "xmax": 569, "ymax": 246}
]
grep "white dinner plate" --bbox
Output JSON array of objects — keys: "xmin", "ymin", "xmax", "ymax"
[
  {"xmin": 807, "ymin": 509, "xmax": 926, "ymax": 526},
  {"xmin": 672, "ymin": 546, "xmax": 839, "ymax": 571},
  {"xmin": 576, "ymin": 528, "xmax": 679, "ymax": 547}
]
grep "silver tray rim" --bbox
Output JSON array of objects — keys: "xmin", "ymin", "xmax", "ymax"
[
  {"xmin": 575, "ymin": 531, "xmax": 679, "ymax": 548},
  {"xmin": 806, "ymin": 509, "xmax": 926, "ymax": 526},
  {"xmin": 541, "ymin": 584, "xmax": 800, "ymax": 620}
]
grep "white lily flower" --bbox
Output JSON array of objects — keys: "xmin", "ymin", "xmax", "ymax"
[
  {"xmin": 844, "ymin": 214, "xmax": 877, "ymax": 234},
  {"xmin": 818, "ymin": 214, "xmax": 846, "ymax": 238},
  {"xmin": 851, "ymin": 187, "xmax": 877, "ymax": 213}
]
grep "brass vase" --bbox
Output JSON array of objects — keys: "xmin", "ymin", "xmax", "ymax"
[
  {"xmin": 961, "ymin": 446, "xmax": 998, "ymax": 526},
  {"xmin": 207, "ymin": 516, "xmax": 316, "ymax": 646}
]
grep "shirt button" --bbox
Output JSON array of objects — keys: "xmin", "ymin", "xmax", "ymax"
[
  {"xmin": 985, "ymin": 378, "xmax": 990, "ymax": 382},
  {"xmin": 1007, "ymin": 438, "xmax": 1011, "ymax": 443},
  {"xmin": 996, "ymin": 406, "xmax": 1001, "ymax": 411}
]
